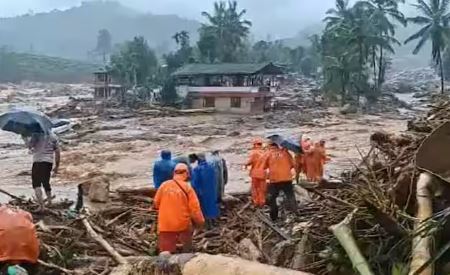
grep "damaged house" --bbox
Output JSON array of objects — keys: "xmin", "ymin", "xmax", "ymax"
[{"xmin": 172, "ymin": 63, "xmax": 284, "ymax": 114}]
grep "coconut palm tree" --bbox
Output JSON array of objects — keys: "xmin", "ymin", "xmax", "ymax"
[
  {"xmin": 324, "ymin": 0, "xmax": 353, "ymax": 30},
  {"xmin": 200, "ymin": 1, "xmax": 252, "ymax": 62},
  {"xmin": 358, "ymin": 0, "xmax": 406, "ymax": 87},
  {"xmin": 405, "ymin": 0, "xmax": 450, "ymax": 94}
]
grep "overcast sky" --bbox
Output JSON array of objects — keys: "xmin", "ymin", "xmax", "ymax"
[{"xmin": 0, "ymin": 0, "xmax": 342, "ymax": 37}]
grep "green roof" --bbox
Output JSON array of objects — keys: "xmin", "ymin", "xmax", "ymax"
[{"xmin": 172, "ymin": 62, "xmax": 284, "ymax": 77}]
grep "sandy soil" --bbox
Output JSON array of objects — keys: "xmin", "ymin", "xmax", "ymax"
[{"xmin": 0, "ymin": 83, "xmax": 406, "ymax": 203}]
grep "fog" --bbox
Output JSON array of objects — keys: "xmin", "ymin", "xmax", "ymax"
[{"xmin": 0, "ymin": 0, "xmax": 338, "ymax": 38}]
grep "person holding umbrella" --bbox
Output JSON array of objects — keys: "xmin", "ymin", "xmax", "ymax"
[
  {"xmin": 23, "ymin": 132, "xmax": 60, "ymax": 210},
  {"xmin": 0, "ymin": 109, "xmax": 60, "ymax": 210}
]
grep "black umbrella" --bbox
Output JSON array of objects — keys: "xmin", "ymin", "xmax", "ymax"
[
  {"xmin": 267, "ymin": 134, "xmax": 303, "ymax": 154},
  {"xmin": 0, "ymin": 109, "xmax": 53, "ymax": 136}
]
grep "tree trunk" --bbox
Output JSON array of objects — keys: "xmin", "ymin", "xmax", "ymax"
[
  {"xmin": 378, "ymin": 46, "xmax": 384, "ymax": 88},
  {"xmin": 372, "ymin": 46, "xmax": 377, "ymax": 89},
  {"xmin": 341, "ymin": 74, "xmax": 346, "ymax": 107},
  {"xmin": 440, "ymin": 49, "xmax": 445, "ymax": 94}
]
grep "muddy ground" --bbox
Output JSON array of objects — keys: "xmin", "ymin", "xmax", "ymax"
[{"xmin": 0, "ymin": 82, "xmax": 409, "ymax": 203}]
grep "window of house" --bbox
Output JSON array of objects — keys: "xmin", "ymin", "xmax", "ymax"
[
  {"xmin": 231, "ymin": 97, "xmax": 241, "ymax": 108},
  {"xmin": 204, "ymin": 97, "xmax": 215, "ymax": 108}
]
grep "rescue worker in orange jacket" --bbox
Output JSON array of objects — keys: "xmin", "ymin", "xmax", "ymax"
[
  {"xmin": 295, "ymin": 137, "xmax": 312, "ymax": 183},
  {"xmin": 245, "ymin": 138, "xmax": 267, "ymax": 207},
  {"xmin": 0, "ymin": 206, "xmax": 39, "ymax": 274},
  {"xmin": 263, "ymin": 142, "xmax": 297, "ymax": 221},
  {"xmin": 153, "ymin": 163, "xmax": 205, "ymax": 253},
  {"xmin": 305, "ymin": 141, "xmax": 329, "ymax": 182}
]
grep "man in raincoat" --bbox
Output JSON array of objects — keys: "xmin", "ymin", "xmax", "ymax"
[
  {"xmin": 209, "ymin": 151, "xmax": 228, "ymax": 203},
  {"xmin": 245, "ymin": 138, "xmax": 267, "ymax": 207},
  {"xmin": 173, "ymin": 153, "xmax": 198, "ymax": 176},
  {"xmin": 295, "ymin": 137, "xmax": 312, "ymax": 183},
  {"xmin": 0, "ymin": 206, "xmax": 39, "ymax": 274},
  {"xmin": 306, "ymin": 140, "xmax": 329, "ymax": 182},
  {"xmin": 153, "ymin": 163, "xmax": 205, "ymax": 253},
  {"xmin": 153, "ymin": 150, "xmax": 176, "ymax": 189},
  {"xmin": 263, "ymin": 142, "xmax": 297, "ymax": 221},
  {"xmin": 192, "ymin": 154, "xmax": 219, "ymax": 227}
]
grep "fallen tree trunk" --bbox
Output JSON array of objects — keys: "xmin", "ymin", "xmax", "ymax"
[
  {"xmin": 82, "ymin": 218, "xmax": 128, "ymax": 265},
  {"xmin": 409, "ymin": 172, "xmax": 434, "ymax": 275},
  {"xmin": 115, "ymin": 187, "xmax": 157, "ymax": 198},
  {"xmin": 330, "ymin": 209, "xmax": 374, "ymax": 275},
  {"xmin": 111, "ymin": 253, "xmax": 313, "ymax": 275}
]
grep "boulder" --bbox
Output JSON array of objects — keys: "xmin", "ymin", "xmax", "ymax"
[
  {"xmin": 88, "ymin": 177, "xmax": 110, "ymax": 203},
  {"xmin": 238, "ymin": 238, "xmax": 262, "ymax": 262}
]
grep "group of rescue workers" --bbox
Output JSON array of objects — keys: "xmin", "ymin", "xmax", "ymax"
[
  {"xmin": 152, "ymin": 136, "xmax": 329, "ymax": 254},
  {"xmin": 0, "ymin": 134, "xmax": 328, "ymax": 274}
]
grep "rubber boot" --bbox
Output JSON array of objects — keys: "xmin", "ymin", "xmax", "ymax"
[
  {"xmin": 34, "ymin": 188, "xmax": 44, "ymax": 211},
  {"xmin": 45, "ymin": 190, "xmax": 53, "ymax": 206}
]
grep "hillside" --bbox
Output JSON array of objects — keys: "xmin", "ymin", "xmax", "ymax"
[
  {"xmin": 0, "ymin": 1, "xmax": 200, "ymax": 60},
  {"xmin": 0, "ymin": 51, "xmax": 98, "ymax": 83}
]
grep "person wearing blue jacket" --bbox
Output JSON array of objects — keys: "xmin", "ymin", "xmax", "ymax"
[
  {"xmin": 153, "ymin": 150, "xmax": 176, "ymax": 189},
  {"xmin": 191, "ymin": 154, "xmax": 219, "ymax": 227}
]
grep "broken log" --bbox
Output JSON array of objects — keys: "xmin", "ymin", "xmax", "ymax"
[
  {"xmin": 409, "ymin": 172, "xmax": 434, "ymax": 275},
  {"xmin": 116, "ymin": 186, "xmax": 157, "ymax": 198},
  {"xmin": 113, "ymin": 253, "xmax": 313, "ymax": 275},
  {"xmin": 82, "ymin": 218, "xmax": 128, "ymax": 265},
  {"xmin": 0, "ymin": 188, "xmax": 26, "ymax": 202},
  {"xmin": 329, "ymin": 209, "xmax": 374, "ymax": 275},
  {"xmin": 256, "ymin": 211, "xmax": 291, "ymax": 240}
]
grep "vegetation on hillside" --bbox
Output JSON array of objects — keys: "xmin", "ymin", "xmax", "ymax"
[
  {"xmin": 0, "ymin": 48, "xmax": 97, "ymax": 83},
  {"xmin": 0, "ymin": 1, "xmax": 200, "ymax": 60}
]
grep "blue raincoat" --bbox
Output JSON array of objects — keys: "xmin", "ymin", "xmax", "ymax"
[
  {"xmin": 153, "ymin": 150, "xmax": 175, "ymax": 189},
  {"xmin": 192, "ymin": 159, "xmax": 219, "ymax": 219}
]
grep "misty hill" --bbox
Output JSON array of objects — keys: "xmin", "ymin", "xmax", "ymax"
[
  {"xmin": 0, "ymin": 51, "xmax": 98, "ymax": 83},
  {"xmin": 0, "ymin": 1, "xmax": 200, "ymax": 60}
]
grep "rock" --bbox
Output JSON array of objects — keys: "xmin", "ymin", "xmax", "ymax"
[
  {"xmin": 238, "ymin": 238, "xmax": 262, "ymax": 262},
  {"xmin": 339, "ymin": 104, "xmax": 357, "ymax": 115},
  {"xmin": 88, "ymin": 177, "xmax": 110, "ymax": 203}
]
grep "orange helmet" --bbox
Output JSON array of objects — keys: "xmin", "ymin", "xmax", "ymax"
[
  {"xmin": 174, "ymin": 163, "xmax": 189, "ymax": 176},
  {"xmin": 252, "ymin": 137, "xmax": 263, "ymax": 146}
]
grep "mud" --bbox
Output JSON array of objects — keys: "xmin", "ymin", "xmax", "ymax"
[{"xmin": 0, "ymin": 82, "xmax": 406, "ymax": 203}]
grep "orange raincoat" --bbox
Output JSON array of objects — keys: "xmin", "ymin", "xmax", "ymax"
[
  {"xmin": 297, "ymin": 138, "xmax": 312, "ymax": 175},
  {"xmin": 305, "ymin": 142, "xmax": 329, "ymax": 182},
  {"xmin": 246, "ymin": 139, "xmax": 267, "ymax": 207},
  {"xmin": 154, "ymin": 163, "xmax": 205, "ymax": 253},
  {"xmin": 0, "ymin": 206, "xmax": 40, "ymax": 264},
  {"xmin": 154, "ymin": 164, "xmax": 205, "ymax": 233},
  {"xmin": 263, "ymin": 145, "xmax": 295, "ymax": 183}
]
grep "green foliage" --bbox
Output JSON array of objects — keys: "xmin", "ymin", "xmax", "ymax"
[
  {"xmin": 405, "ymin": 0, "xmax": 450, "ymax": 94},
  {"xmin": 321, "ymin": 0, "xmax": 406, "ymax": 105},
  {"xmin": 94, "ymin": 29, "xmax": 112, "ymax": 63},
  {"xmin": 198, "ymin": 1, "xmax": 252, "ymax": 62},
  {"xmin": 0, "ymin": 48, "xmax": 96, "ymax": 83},
  {"xmin": 160, "ymin": 77, "xmax": 178, "ymax": 106},
  {"xmin": 164, "ymin": 31, "xmax": 194, "ymax": 73},
  {"xmin": 0, "ymin": 48, "xmax": 21, "ymax": 82},
  {"xmin": 110, "ymin": 36, "xmax": 159, "ymax": 88}
]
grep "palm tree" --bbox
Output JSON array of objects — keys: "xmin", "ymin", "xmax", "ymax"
[
  {"xmin": 324, "ymin": 0, "xmax": 353, "ymax": 31},
  {"xmin": 358, "ymin": 0, "xmax": 406, "ymax": 88},
  {"xmin": 172, "ymin": 31, "xmax": 190, "ymax": 48},
  {"xmin": 201, "ymin": 1, "xmax": 252, "ymax": 62},
  {"xmin": 405, "ymin": 0, "xmax": 450, "ymax": 94}
]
